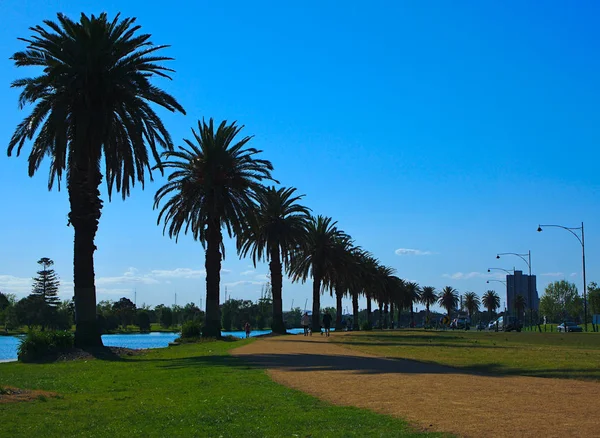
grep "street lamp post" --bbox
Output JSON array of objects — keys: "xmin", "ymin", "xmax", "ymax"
[
  {"xmin": 488, "ymin": 268, "xmax": 515, "ymax": 318},
  {"xmin": 496, "ymin": 251, "xmax": 532, "ymax": 328},
  {"xmin": 537, "ymin": 222, "xmax": 587, "ymax": 331}
]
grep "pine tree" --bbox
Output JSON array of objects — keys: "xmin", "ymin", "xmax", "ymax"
[{"xmin": 31, "ymin": 257, "xmax": 61, "ymax": 308}]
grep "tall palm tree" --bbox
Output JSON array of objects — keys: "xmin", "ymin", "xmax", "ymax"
[
  {"xmin": 356, "ymin": 254, "xmax": 381, "ymax": 329},
  {"xmin": 289, "ymin": 216, "xmax": 349, "ymax": 332},
  {"xmin": 237, "ymin": 186, "xmax": 310, "ymax": 334},
  {"xmin": 439, "ymin": 286, "xmax": 459, "ymax": 317},
  {"xmin": 405, "ymin": 282, "xmax": 421, "ymax": 328},
  {"xmin": 347, "ymin": 247, "xmax": 371, "ymax": 330},
  {"xmin": 375, "ymin": 265, "xmax": 396, "ymax": 329},
  {"xmin": 482, "ymin": 290, "xmax": 501, "ymax": 322},
  {"xmin": 391, "ymin": 276, "xmax": 408, "ymax": 328},
  {"xmin": 420, "ymin": 286, "xmax": 437, "ymax": 328},
  {"xmin": 155, "ymin": 119, "xmax": 274, "ymax": 338},
  {"xmin": 324, "ymin": 235, "xmax": 354, "ymax": 330},
  {"xmin": 463, "ymin": 291, "xmax": 481, "ymax": 319},
  {"xmin": 8, "ymin": 13, "xmax": 185, "ymax": 347}
]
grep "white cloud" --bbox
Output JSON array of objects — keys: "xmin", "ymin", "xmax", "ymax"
[
  {"xmin": 541, "ymin": 272, "xmax": 564, "ymax": 277},
  {"xmin": 395, "ymin": 248, "xmax": 435, "ymax": 256},
  {"xmin": 224, "ymin": 280, "xmax": 263, "ymax": 288},
  {"xmin": 442, "ymin": 271, "xmax": 504, "ymax": 280},
  {"xmin": 97, "ymin": 288, "xmax": 135, "ymax": 296},
  {"xmin": 0, "ymin": 275, "xmax": 32, "ymax": 294},
  {"xmin": 255, "ymin": 273, "xmax": 270, "ymax": 280},
  {"xmin": 149, "ymin": 268, "xmax": 205, "ymax": 279},
  {"xmin": 96, "ymin": 267, "xmax": 159, "ymax": 286},
  {"xmin": 570, "ymin": 272, "xmax": 578, "ymax": 277},
  {"xmin": 241, "ymin": 270, "xmax": 255, "ymax": 276}
]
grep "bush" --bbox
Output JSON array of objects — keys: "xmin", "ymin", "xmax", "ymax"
[
  {"xmin": 181, "ymin": 320, "xmax": 201, "ymax": 338},
  {"xmin": 17, "ymin": 330, "xmax": 74, "ymax": 362},
  {"xmin": 360, "ymin": 321, "xmax": 373, "ymax": 331},
  {"xmin": 137, "ymin": 311, "xmax": 151, "ymax": 332}
]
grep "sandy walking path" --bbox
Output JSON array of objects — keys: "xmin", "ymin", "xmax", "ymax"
[{"xmin": 232, "ymin": 334, "xmax": 599, "ymax": 438}]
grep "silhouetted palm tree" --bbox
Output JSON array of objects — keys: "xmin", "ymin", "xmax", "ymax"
[
  {"xmin": 8, "ymin": 13, "xmax": 185, "ymax": 347},
  {"xmin": 393, "ymin": 277, "xmax": 410, "ymax": 328},
  {"xmin": 420, "ymin": 286, "xmax": 437, "ymax": 328},
  {"xmin": 463, "ymin": 291, "xmax": 481, "ymax": 319},
  {"xmin": 237, "ymin": 186, "xmax": 310, "ymax": 334},
  {"xmin": 514, "ymin": 294, "xmax": 527, "ymax": 319},
  {"xmin": 439, "ymin": 286, "xmax": 459, "ymax": 317},
  {"xmin": 375, "ymin": 265, "xmax": 396, "ymax": 329},
  {"xmin": 154, "ymin": 119, "xmax": 274, "ymax": 337},
  {"xmin": 289, "ymin": 216, "xmax": 349, "ymax": 332},
  {"xmin": 347, "ymin": 247, "xmax": 372, "ymax": 330},
  {"xmin": 325, "ymin": 235, "xmax": 354, "ymax": 330},
  {"xmin": 482, "ymin": 290, "xmax": 501, "ymax": 322},
  {"xmin": 406, "ymin": 282, "xmax": 421, "ymax": 328}
]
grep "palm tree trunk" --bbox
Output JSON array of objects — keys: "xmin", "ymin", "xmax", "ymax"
[
  {"xmin": 69, "ymin": 163, "xmax": 103, "ymax": 348},
  {"xmin": 203, "ymin": 220, "xmax": 222, "ymax": 338},
  {"xmin": 312, "ymin": 275, "xmax": 322, "ymax": 332},
  {"xmin": 426, "ymin": 303, "xmax": 430, "ymax": 329},
  {"xmin": 384, "ymin": 302, "xmax": 389, "ymax": 329},
  {"xmin": 335, "ymin": 284, "xmax": 343, "ymax": 330},
  {"xmin": 410, "ymin": 304, "xmax": 415, "ymax": 328},
  {"xmin": 366, "ymin": 296, "xmax": 372, "ymax": 328},
  {"xmin": 378, "ymin": 301, "xmax": 383, "ymax": 329},
  {"xmin": 389, "ymin": 302, "xmax": 394, "ymax": 329},
  {"xmin": 352, "ymin": 289, "xmax": 359, "ymax": 331},
  {"xmin": 269, "ymin": 246, "xmax": 285, "ymax": 334}
]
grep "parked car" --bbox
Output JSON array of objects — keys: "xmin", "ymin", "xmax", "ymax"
[
  {"xmin": 450, "ymin": 317, "xmax": 470, "ymax": 330},
  {"xmin": 496, "ymin": 316, "xmax": 522, "ymax": 332},
  {"xmin": 557, "ymin": 322, "xmax": 583, "ymax": 333},
  {"xmin": 476, "ymin": 322, "xmax": 486, "ymax": 331},
  {"xmin": 488, "ymin": 321, "xmax": 498, "ymax": 331}
]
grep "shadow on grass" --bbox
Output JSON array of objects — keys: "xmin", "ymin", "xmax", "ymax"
[
  {"xmin": 147, "ymin": 350, "xmax": 600, "ymax": 381},
  {"xmin": 328, "ymin": 340, "xmax": 507, "ymax": 349}
]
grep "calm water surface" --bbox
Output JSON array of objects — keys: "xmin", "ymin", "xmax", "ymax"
[{"xmin": 0, "ymin": 328, "xmax": 307, "ymax": 361}]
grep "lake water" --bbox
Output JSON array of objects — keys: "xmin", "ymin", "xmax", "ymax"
[{"xmin": 0, "ymin": 328, "xmax": 308, "ymax": 362}]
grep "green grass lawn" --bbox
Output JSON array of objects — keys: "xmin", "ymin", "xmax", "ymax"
[
  {"xmin": 332, "ymin": 329, "xmax": 600, "ymax": 381},
  {"xmin": 0, "ymin": 339, "xmax": 446, "ymax": 438}
]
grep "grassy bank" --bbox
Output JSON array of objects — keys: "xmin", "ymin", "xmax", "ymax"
[
  {"xmin": 0, "ymin": 339, "xmax": 444, "ymax": 437},
  {"xmin": 331, "ymin": 330, "xmax": 600, "ymax": 381}
]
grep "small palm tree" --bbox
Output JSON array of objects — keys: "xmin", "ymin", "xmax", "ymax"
[
  {"xmin": 514, "ymin": 294, "xmax": 527, "ymax": 319},
  {"xmin": 289, "ymin": 216, "xmax": 349, "ymax": 332},
  {"xmin": 237, "ymin": 186, "xmax": 310, "ymax": 334},
  {"xmin": 154, "ymin": 119, "xmax": 274, "ymax": 338},
  {"xmin": 420, "ymin": 286, "xmax": 437, "ymax": 328},
  {"xmin": 439, "ymin": 286, "xmax": 459, "ymax": 317},
  {"xmin": 8, "ymin": 13, "xmax": 185, "ymax": 347},
  {"xmin": 463, "ymin": 292, "xmax": 481, "ymax": 319},
  {"xmin": 482, "ymin": 290, "xmax": 501, "ymax": 322}
]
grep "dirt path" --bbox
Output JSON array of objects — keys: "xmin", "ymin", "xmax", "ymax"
[{"xmin": 232, "ymin": 333, "xmax": 599, "ymax": 438}]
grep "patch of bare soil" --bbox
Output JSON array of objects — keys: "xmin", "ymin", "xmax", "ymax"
[
  {"xmin": 0, "ymin": 386, "xmax": 60, "ymax": 404},
  {"xmin": 232, "ymin": 334, "xmax": 600, "ymax": 438}
]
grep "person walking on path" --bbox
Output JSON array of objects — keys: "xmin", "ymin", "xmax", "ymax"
[
  {"xmin": 322, "ymin": 311, "xmax": 333, "ymax": 337},
  {"xmin": 301, "ymin": 312, "xmax": 310, "ymax": 336},
  {"xmin": 244, "ymin": 322, "xmax": 251, "ymax": 339}
]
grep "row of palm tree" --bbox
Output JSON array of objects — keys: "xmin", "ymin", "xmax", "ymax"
[{"xmin": 7, "ymin": 12, "xmax": 505, "ymax": 347}]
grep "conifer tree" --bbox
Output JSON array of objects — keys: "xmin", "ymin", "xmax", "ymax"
[{"xmin": 31, "ymin": 257, "xmax": 61, "ymax": 308}]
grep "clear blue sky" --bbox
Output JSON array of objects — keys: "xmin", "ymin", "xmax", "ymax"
[{"xmin": 1, "ymin": 0, "xmax": 599, "ymax": 314}]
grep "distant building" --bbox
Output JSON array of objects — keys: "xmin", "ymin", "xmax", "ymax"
[{"xmin": 506, "ymin": 270, "xmax": 539, "ymax": 316}]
